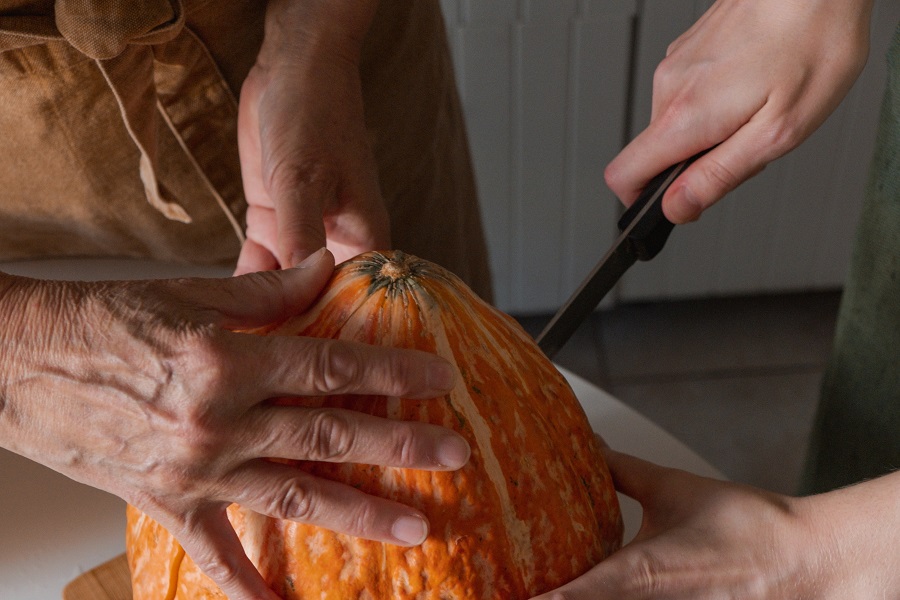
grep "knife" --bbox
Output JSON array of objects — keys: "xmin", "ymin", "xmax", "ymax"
[{"xmin": 535, "ymin": 152, "xmax": 707, "ymax": 359}]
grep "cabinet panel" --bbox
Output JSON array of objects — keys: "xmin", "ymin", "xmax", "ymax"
[
  {"xmin": 442, "ymin": 1, "xmax": 898, "ymax": 310},
  {"xmin": 618, "ymin": 0, "xmax": 899, "ymax": 301},
  {"xmin": 443, "ymin": 0, "xmax": 636, "ymax": 312}
]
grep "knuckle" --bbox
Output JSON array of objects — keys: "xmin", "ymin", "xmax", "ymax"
[
  {"xmin": 346, "ymin": 502, "xmax": 379, "ymax": 538},
  {"xmin": 177, "ymin": 332, "xmax": 233, "ymax": 397},
  {"xmin": 134, "ymin": 332, "xmax": 239, "ymax": 462},
  {"xmin": 233, "ymin": 269, "xmax": 290, "ymax": 313},
  {"xmin": 264, "ymin": 154, "xmax": 337, "ymax": 198},
  {"xmin": 761, "ymin": 116, "xmax": 803, "ymax": 155},
  {"xmin": 700, "ymin": 157, "xmax": 741, "ymax": 195},
  {"xmin": 162, "ymin": 349, "xmax": 231, "ymax": 474},
  {"xmin": 665, "ymin": 40, "xmax": 679, "ymax": 57},
  {"xmin": 652, "ymin": 56, "xmax": 673, "ymax": 88},
  {"xmin": 302, "ymin": 409, "xmax": 356, "ymax": 461},
  {"xmin": 197, "ymin": 553, "xmax": 243, "ymax": 590},
  {"xmin": 380, "ymin": 351, "xmax": 437, "ymax": 398},
  {"xmin": 390, "ymin": 423, "xmax": 420, "ymax": 467},
  {"xmin": 652, "ymin": 55, "xmax": 682, "ymax": 94},
  {"xmin": 170, "ymin": 420, "xmax": 222, "ymax": 467},
  {"xmin": 655, "ymin": 98, "xmax": 692, "ymax": 134},
  {"xmin": 603, "ymin": 161, "xmax": 624, "ymax": 194},
  {"xmin": 382, "ymin": 354, "xmax": 417, "ymax": 397},
  {"xmin": 157, "ymin": 465, "xmax": 200, "ymax": 497},
  {"xmin": 277, "ymin": 222, "xmax": 325, "ymax": 262},
  {"xmin": 271, "ymin": 478, "xmax": 317, "ymax": 521},
  {"xmin": 314, "ymin": 341, "xmax": 362, "ymax": 394}
]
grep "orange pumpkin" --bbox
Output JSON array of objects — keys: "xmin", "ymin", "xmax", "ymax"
[{"xmin": 127, "ymin": 250, "xmax": 622, "ymax": 599}]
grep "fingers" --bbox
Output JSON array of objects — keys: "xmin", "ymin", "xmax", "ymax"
[
  {"xmin": 266, "ymin": 153, "xmax": 389, "ymax": 268},
  {"xmin": 605, "ymin": 101, "xmax": 786, "ymax": 224},
  {"xmin": 186, "ymin": 247, "xmax": 335, "ymax": 329},
  {"xmin": 659, "ymin": 112, "xmax": 786, "ymax": 223},
  {"xmin": 226, "ymin": 461, "xmax": 433, "ymax": 546},
  {"xmin": 171, "ymin": 508, "xmax": 280, "ymax": 600},
  {"xmin": 602, "ymin": 447, "xmax": 718, "ymax": 526},
  {"xmin": 237, "ymin": 334, "xmax": 458, "ymax": 400},
  {"xmin": 234, "ymin": 237, "xmax": 280, "ymax": 276},
  {"xmin": 267, "ymin": 159, "xmax": 332, "ymax": 268},
  {"xmin": 234, "ymin": 204, "xmax": 281, "ymax": 276},
  {"xmin": 602, "ymin": 447, "xmax": 677, "ymax": 504},
  {"xmin": 246, "ymin": 405, "xmax": 470, "ymax": 469},
  {"xmin": 529, "ymin": 572, "xmax": 603, "ymax": 600}
]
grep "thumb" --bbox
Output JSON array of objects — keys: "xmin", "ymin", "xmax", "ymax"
[
  {"xmin": 269, "ymin": 164, "xmax": 332, "ymax": 268},
  {"xmin": 602, "ymin": 447, "xmax": 676, "ymax": 505},
  {"xmin": 184, "ymin": 247, "xmax": 335, "ymax": 329}
]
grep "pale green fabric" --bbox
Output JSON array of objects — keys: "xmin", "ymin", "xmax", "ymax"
[{"xmin": 801, "ymin": 22, "xmax": 900, "ymax": 494}]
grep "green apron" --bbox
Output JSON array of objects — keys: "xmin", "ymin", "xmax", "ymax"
[{"xmin": 801, "ymin": 22, "xmax": 900, "ymax": 495}]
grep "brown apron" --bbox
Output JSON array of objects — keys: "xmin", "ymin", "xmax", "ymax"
[{"xmin": 0, "ymin": 0, "xmax": 493, "ymax": 301}]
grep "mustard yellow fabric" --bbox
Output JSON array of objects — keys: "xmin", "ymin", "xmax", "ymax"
[{"xmin": 0, "ymin": 0, "xmax": 493, "ymax": 301}]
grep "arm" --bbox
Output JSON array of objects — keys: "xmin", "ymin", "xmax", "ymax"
[
  {"xmin": 236, "ymin": 0, "xmax": 388, "ymax": 274},
  {"xmin": 605, "ymin": 0, "xmax": 875, "ymax": 223},
  {"xmin": 532, "ymin": 448, "xmax": 900, "ymax": 598},
  {"xmin": 0, "ymin": 250, "xmax": 467, "ymax": 600}
]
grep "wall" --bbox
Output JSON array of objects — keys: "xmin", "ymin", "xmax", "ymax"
[{"xmin": 440, "ymin": 0, "xmax": 900, "ymax": 313}]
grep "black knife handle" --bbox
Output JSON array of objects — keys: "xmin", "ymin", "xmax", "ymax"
[{"xmin": 617, "ymin": 150, "xmax": 708, "ymax": 261}]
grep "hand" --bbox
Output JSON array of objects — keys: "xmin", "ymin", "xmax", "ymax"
[
  {"xmin": 531, "ymin": 447, "xmax": 900, "ymax": 599},
  {"xmin": 236, "ymin": 0, "xmax": 388, "ymax": 274},
  {"xmin": 604, "ymin": 0, "xmax": 874, "ymax": 223},
  {"xmin": 0, "ymin": 249, "xmax": 469, "ymax": 600}
]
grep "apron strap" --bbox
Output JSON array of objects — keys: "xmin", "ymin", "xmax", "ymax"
[
  {"xmin": 96, "ymin": 49, "xmax": 193, "ymax": 224},
  {"xmin": 2, "ymin": 0, "xmax": 245, "ymax": 241}
]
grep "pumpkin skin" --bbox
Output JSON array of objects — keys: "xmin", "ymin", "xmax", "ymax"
[{"xmin": 127, "ymin": 250, "xmax": 623, "ymax": 599}]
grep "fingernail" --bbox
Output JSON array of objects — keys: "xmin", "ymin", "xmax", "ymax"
[
  {"xmin": 392, "ymin": 515, "xmax": 428, "ymax": 545},
  {"xmin": 293, "ymin": 247, "xmax": 327, "ymax": 269},
  {"xmin": 437, "ymin": 434, "xmax": 471, "ymax": 469},
  {"xmin": 427, "ymin": 361, "xmax": 456, "ymax": 392}
]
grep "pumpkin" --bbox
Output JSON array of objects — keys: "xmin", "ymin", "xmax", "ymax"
[{"xmin": 127, "ymin": 250, "xmax": 623, "ymax": 599}]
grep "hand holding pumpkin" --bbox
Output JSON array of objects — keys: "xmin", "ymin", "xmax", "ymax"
[
  {"xmin": 236, "ymin": 0, "xmax": 390, "ymax": 274},
  {"xmin": 604, "ymin": 0, "xmax": 874, "ymax": 223},
  {"xmin": 0, "ymin": 249, "xmax": 469, "ymax": 600},
  {"xmin": 533, "ymin": 447, "xmax": 900, "ymax": 598}
]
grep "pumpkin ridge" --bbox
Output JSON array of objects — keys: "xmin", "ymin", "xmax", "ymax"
[
  {"xmin": 431, "ymin": 307, "xmax": 533, "ymax": 594},
  {"xmin": 166, "ymin": 547, "xmax": 184, "ymax": 600},
  {"xmin": 432, "ymin": 287, "xmax": 613, "ymax": 585}
]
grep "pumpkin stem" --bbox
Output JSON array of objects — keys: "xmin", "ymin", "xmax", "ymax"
[{"xmin": 379, "ymin": 252, "xmax": 412, "ymax": 281}]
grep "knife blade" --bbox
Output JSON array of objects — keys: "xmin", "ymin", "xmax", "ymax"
[{"xmin": 535, "ymin": 152, "xmax": 707, "ymax": 359}]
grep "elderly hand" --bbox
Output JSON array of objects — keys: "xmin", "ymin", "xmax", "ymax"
[
  {"xmin": 0, "ymin": 249, "xmax": 469, "ymax": 600},
  {"xmin": 605, "ymin": 0, "xmax": 874, "ymax": 223},
  {"xmin": 236, "ymin": 0, "xmax": 388, "ymax": 274},
  {"xmin": 531, "ymin": 447, "xmax": 900, "ymax": 599}
]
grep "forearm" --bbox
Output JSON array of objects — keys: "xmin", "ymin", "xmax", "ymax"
[
  {"xmin": 797, "ymin": 470, "xmax": 900, "ymax": 596},
  {"xmin": 257, "ymin": 0, "xmax": 380, "ymax": 69},
  {"xmin": 0, "ymin": 272, "xmax": 33, "ymax": 429},
  {"xmin": 0, "ymin": 273, "xmax": 74, "ymax": 456}
]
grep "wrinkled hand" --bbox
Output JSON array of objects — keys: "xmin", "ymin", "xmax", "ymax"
[
  {"xmin": 0, "ymin": 249, "xmax": 469, "ymax": 600},
  {"xmin": 531, "ymin": 447, "xmax": 900, "ymax": 599},
  {"xmin": 236, "ymin": 0, "xmax": 388, "ymax": 274},
  {"xmin": 605, "ymin": 0, "xmax": 874, "ymax": 223}
]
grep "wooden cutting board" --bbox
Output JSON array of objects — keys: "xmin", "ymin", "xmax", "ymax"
[{"xmin": 63, "ymin": 553, "xmax": 131, "ymax": 600}]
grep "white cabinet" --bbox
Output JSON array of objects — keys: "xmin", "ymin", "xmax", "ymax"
[{"xmin": 441, "ymin": 0, "xmax": 900, "ymax": 312}]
